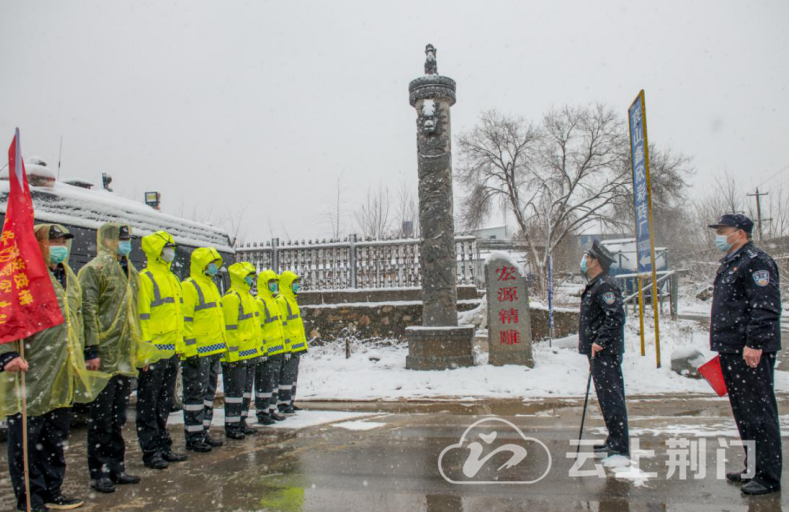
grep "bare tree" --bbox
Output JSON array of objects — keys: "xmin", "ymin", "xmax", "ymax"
[
  {"xmin": 457, "ymin": 106, "xmax": 632, "ymax": 294},
  {"xmin": 354, "ymin": 183, "xmax": 392, "ymax": 239},
  {"xmin": 394, "ymin": 179, "xmax": 419, "ymax": 238}
]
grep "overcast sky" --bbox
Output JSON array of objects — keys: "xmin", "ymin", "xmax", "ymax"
[{"xmin": 1, "ymin": 0, "xmax": 787, "ymax": 244}]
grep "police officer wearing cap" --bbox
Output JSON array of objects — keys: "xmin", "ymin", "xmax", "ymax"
[
  {"xmin": 578, "ymin": 240, "xmax": 629, "ymax": 457},
  {"xmin": 708, "ymin": 213, "xmax": 782, "ymax": 495}
]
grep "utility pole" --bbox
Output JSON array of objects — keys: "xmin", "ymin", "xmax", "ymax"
[{"xmin": 747, "ymin": 188, "xmax": 770, "ymax": 241}]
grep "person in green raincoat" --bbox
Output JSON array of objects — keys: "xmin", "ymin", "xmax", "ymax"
[
  {"xmin": 135, "ymin": 231, "xmax": 188, "ymax": 470},
  {"xmin": 276, "ymin": 271, "xmax": 308, "ymax": 414},
  {"xmin": 1, "ymin": 224, "xmax": 109, "ymax": 511},
  {"xmin": 78, "ymin": 223, "xmax": 144, "ymax": 493}
]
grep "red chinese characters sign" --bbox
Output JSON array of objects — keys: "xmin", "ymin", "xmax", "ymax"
[
  {"xmin": 0, "ymin": 129, "xmax": 63, "ymax": 343},
  {"xmin": 485, "ymin": 256, "xmax": 533, "ymax": 366}
]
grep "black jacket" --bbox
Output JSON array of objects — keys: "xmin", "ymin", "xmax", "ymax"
[
  {"xmin": 710, "ymin": 242, "xmax": 782, "ymax": 353},
  {"xmin": 578, "ymin": 273, "xmax": 626, "ymax": 356}
]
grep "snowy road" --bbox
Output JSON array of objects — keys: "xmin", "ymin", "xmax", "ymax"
[{"xmin": 1, "ymin": 396, "xmax": 787, "ymax": 511}]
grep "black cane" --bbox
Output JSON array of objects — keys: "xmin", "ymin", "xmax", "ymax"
[{"xmin": 576, "ymin": 357, "xmax": 594, "ymax": 456}]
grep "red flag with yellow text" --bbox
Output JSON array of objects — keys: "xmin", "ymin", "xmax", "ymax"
[{"xmin": 0, "ymin": 128, "xmax": 63, "ymax": 343}]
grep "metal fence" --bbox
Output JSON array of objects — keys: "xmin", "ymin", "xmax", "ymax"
[{"xmin": 235, "ymin": 235, "xmax": 478, "ymax": 291}]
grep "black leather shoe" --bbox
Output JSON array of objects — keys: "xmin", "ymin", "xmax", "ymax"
[
  {"xmin": 257, "ymin": 415, "xmax": 276, "ymax": 426},
  {"xmin": 241, "ymin": 424, "xmax": 258, "ymax": 435},
  {"xmin": 742, "ymin": 480, "xmax": 780, "ymax": 495},
  {"xmin": 278, "ymin": 406, "xmax": 296, "ymax": 415},
  {"xmin": 143, "ymin": 454, "xmax": 169, "ymax": 470},
  {"xmin": 271, "ymin": 412, "xmax": 287, "ymax": 421},
  {"xmin": 205, "ymin": 434, "xmax": 223, "ymax": 447},
  {"xmin": 111, "ymin": 472, "xmax": 141, "ymax": 485},
  {"xmin": 726, "ymin": 471, "xmax": 752, "ymax": 484},
  {"xmin": 17, "ymin": 505, "xmax": 49, "ymax": 512},
  {"xmin": 45, "ymin": 494, "xmax": 83, "ymax": 509},
  {"xmin": 162, "ymin": 450, "xmax": 189, "ymax": 463},
  {"xmin": 91, "ymin": 477, "xmax": 117, "ymax": 493},
  {"xmin": 226, "ymin": 430, "xmax": 245, "ymax": 440},
  {"xmin": 186, "ymin": 441, "xmax": 212, "ymax": 453}
]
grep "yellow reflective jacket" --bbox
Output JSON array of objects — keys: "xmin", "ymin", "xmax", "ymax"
[
  {"xmin": 182, "ymin": 247, "xmax": 227, "ymax": 358},
  {"xmin": 1, "ymin": 224, "xmax": 111, "ymax": 419},
  {"xmin": 278, "ymin": 271, "xmax": 308, "ymax": 354},
  {"xmin": 255, "ymin": 269, "xmax": 287, "ymax": 357},
  {"xmin": 222, "ymin": 262, "xmax": 261, "ymax": 362},
  {"xmin": 138, "ymin": 231, "xmax": 184, "ymax": 363},
  {"xmin": 78, "ymin": 223, "xmax": 146, "ymax": 376}
]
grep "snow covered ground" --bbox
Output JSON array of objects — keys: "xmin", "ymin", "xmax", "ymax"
[{"xmin": 297, "ymin": 317, "xmax": 789, "ymax": 401}]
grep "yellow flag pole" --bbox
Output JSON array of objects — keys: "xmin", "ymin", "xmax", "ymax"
[
  {"xmin": 640, "ymin": 90, "xmax": 662, "ymax": 368},
  {"xmin": 18, "ymin": 341, "xmax": 32, "ymax": 512}
]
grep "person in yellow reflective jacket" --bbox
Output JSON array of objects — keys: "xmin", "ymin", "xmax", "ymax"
[
  {"xmin": 180, "ymin": 247, "xmax": 228, "ymax": 452},
  {"xmin": 221, "ymin": 262, "xmax": 262, "ymax": 439},
  {"xmin": 136, "ymin": 231, "xmax": 188, "ymax": 469},
  {"xmin": 253, "ymin": 269, "xmax": 288, "ymax": 425},
  {"xmin": 78, "ymin": 223, "xmax": 144, "ymax": 493},
  {"xmin": 1, "ymin": 224, "xmax": 107, "ymax": 510},
  {"xmin": 276, "ymin": 270, "xmax": 308, "ymax": 414}
]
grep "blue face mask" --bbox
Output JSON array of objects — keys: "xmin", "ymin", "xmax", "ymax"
[
  {"xmin": 244, "ymin": 275, "xmax": 255, "ymax": 287},
  {"xmin": 715, "ymin": 233, "xmax": 734, "ymax": 252},
  {"xmin": 268, "ymin": 282, "xmax": 279, "ymax": 294},
  {"xmin": 580, "ymin": 254, "xmax": 588, "ymax": 274},
  {"xmin": 205, "ymin": 263, "xmax": 219, "ymax": 276},
  {"xmin": 49, "ymin": 246, "xmax": 68, "ymax": 265},
  {"xmin": 292, "ymin": 283, "xmax": 301, "ymax": 294},
  {"xmin": 118, "ymin": 240, "xmax": 132, "ymax": 256}
]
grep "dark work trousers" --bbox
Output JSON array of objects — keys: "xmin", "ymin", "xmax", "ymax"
[
  {"xmin": 278, "ymin": 353, "xmax": 299, "ymax": 409},
  {"xmin": 290, "ymin": 352, "xmax": 302, "ymax": 404},
  {"xmin": 257, "ymin": 353, "xmax": 284, "ymax": 419},
  {"xmin": 590, "ymin": 353, "xmax": 629, "ymax": 455},
  {"xmin": 136, "ymin": 355, "xmax": 178, "ymax": 462},
  {"xmin": 222, "ymin": 361, "xmax": 249, "ymax": 434},
  {"xmin": 182, "ymin": 353, "xmax": 221, "ymax": 444},
  {"xmin": 88, "ymin": 375, "xmax": 131, "ymax": 480},
  {"xmin": 242, "ymin": 358, "xmax": 262, "ymax": 425},
  {"xmin": 7, "ymin": 408, "xmax": 71, "ymax": 510},
  {"xmin": 720, "ymin": 352, "xmax": 782, "ymax": 490}
]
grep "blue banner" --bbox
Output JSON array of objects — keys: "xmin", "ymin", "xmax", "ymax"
[{"xmin": 628, "ymin": 92, "xmax": 652, "ymax": 274}]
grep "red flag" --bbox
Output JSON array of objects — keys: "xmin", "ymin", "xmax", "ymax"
[{"xmin": 0, "ymin": 128, "xmax": 63, "ymax": 343}]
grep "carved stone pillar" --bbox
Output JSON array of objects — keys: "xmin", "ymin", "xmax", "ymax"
[{"xmin": 405, "ymin": 44, "xmax": 474, "ymax": 371}]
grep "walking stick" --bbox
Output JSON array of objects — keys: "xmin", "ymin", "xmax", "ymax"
[
  {"xmin": 19, "ymin": 341, "xmax": 32, "ymax": 512},
  {"xmin": 576, "ymin": 357, "xmax": 594, "ymax": 456}
]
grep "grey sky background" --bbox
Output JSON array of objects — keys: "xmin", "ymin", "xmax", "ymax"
[{"xmin": 1, "ymin": 0, "xmax": 787, "ymax": 244}]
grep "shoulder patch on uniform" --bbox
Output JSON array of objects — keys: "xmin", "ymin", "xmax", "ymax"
[
  {"xmin": 753, "ymin": 270, "xmax": 770, "ymax": 287},
  {"xmin": 602, "ymin": 291, "xmax": 616, "ymax": 305}
]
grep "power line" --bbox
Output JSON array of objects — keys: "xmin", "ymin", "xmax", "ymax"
[{"xmin": 756, "ymin": 162, "xmax": 789, "ymax": 189}]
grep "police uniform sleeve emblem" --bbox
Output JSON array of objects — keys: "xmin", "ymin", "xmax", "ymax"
[
  {"xmin": 602, "ymin": 291, "xmax": 616, "ymax": 305},
  {"xmin": 753, "ymin": 270, "xmax": 770, "ymax": 287}
]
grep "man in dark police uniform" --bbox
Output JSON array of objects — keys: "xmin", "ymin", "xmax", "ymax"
[
  {"xmin": 578, "ymin": 240, "xmax": 629, "ymax": 457},
  {"xmin": 709, "ymin": 213, "xmax": 782, "ymax": 495}
]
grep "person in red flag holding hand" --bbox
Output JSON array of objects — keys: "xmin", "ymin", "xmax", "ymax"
[{"xmin": 0, "ymin": 223, "xmax": 109, "ymax": 511}]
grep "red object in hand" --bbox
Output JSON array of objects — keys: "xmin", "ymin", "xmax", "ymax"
[{"xmin": 698, "ymin": 355, "xmax": 728, "ymax": 397}]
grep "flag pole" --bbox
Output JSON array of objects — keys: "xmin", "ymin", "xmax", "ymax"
[{"xmin": 19, "ymin": 341, "xmax": 32, "ymax": 512}]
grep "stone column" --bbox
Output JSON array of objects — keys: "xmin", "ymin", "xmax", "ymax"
[{"xmin": 405, "ymin": 44, "xmax": 474, "ymax": 371}]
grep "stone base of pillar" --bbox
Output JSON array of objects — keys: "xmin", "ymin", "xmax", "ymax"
[
  {"xmin": 489, "ymin": 349, "xmax": 534, "ymax": 368},
  {"xmin": 405, "ymin": 325, "xmax": 475, "ymax": 371}
]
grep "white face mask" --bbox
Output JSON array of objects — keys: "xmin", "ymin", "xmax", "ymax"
[{"xmin": 161, "ymin": 247, "xmax": 176, "ymax": 263}]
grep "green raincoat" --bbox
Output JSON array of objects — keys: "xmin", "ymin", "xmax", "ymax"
[
  {"xmin": 278, "ymin": 271, "xmax": 308, "ymax": 354},
  {"xmin": 0, "ymin": 224, "xmax": 111, "ymax": 419},
  {"xmin": 78, "ymin": 223, "xmax": 151, "ymax": 376},
  {"xmin": 255, "ymin": 269, "xmax": 287, "ymax": 357}
]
